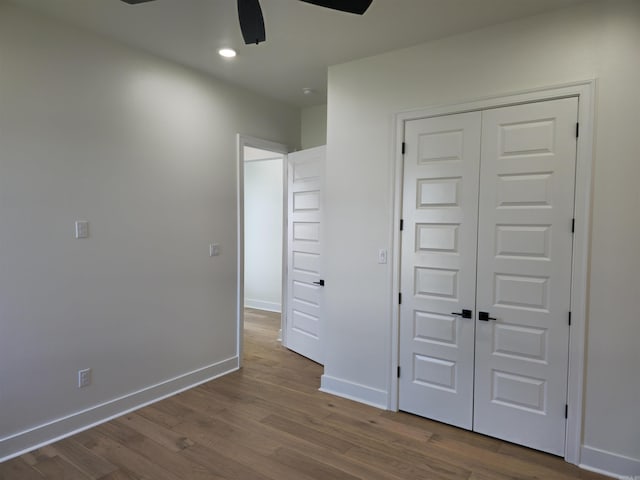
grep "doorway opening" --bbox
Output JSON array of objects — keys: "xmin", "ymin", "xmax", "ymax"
[
  {"xmin": 237, "ymin": 135, "xmax": 288, "ymax": 366},
  {"xmin": 244, "ymin": 146, "xmax": 285, "ymax": 314}
]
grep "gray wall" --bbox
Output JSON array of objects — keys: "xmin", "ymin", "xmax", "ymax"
[
  {"xmin": 301, "ymin": 104, "xmax": 327, "ymax": 149},
  {"xmin": 0, "ymin": 2, "xmax": 299, "ymax": 458},
  {"xmin": 244, "ymin": 157, "xmax": 284, "ymax": 312}
]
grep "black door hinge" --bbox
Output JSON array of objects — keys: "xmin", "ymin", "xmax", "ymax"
[
  {"xmin": 399, "ymin": 292, "xmax": 402, "ymax": 305},
  {"xmin": 397, "ymin": 366, "xmax": 401, "ymax": 378},
  {"xmin": 576, "ymin": 123, "xmax": 580, "ymax": 138},
  {"xmin": 401, "ymin": 142, "xmax": 406, "ymax": 155},
  {"xmin": 571, "ymin": 218, "xmax": 575, "ymax": 233},
  {"xmin": 568, "ymin": 311, "xmax": 572, "ymax": 326},
  {"xmin": 565, "ymin": 404, "xmax": 568, "ymax": 419},
  {"xmin": 400, "ymin": 219, "xmax": 404, "ymax": 231}
]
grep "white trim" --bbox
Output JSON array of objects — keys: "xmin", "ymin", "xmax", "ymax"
[
  {"xmin": 394, "ymin": 81, "xmax": 596, "ymax": 123},
  {"xmin": 281, "ymin": 147, "xmax": 290, "ymax": 348},
  {"xmin": 236, "ymin": 135, "xmax": 289, "ymax": 359},
  {"xmin": 565, "ymin": 81, "xmax": 595, "ymax": 465},
  {"xmin": 580, "ymin": 445, "xmax": 640, "ymax": 479},
  {"xmin": 320, "ymin": 374, "xmax": 388, "ymax": 409},
  {"xmin": 244, "ymin": 299, "xmax": 282, "ymax": 313},
  {"xmin": 388, "ymin": 110, "xmax": 404, "ymax": 412},
  {"xmin": 0, "ymin": 356, "xmax": 238, "ymax": 462},
  {"xmin": 244, "ymin": 155, "xmax": 284, "ymax": 163},
  {"xmin": 390, "ymin": 80, "xmax": 595, "ymax": 466}
]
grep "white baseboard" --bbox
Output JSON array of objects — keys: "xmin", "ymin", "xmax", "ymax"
[
  {"xmin": 580, "ymin": 445, "xmax": 640, "ymax": 479},
  {"xmin": 320, "ymin": 374, "xmax": 388, "ymax": 410},
  {"xmin": 0, "ymin": 356, "xmax": 239, "ymax": 462},
  {"xmin": 244, "ymin": 299, "xmax": 281, "ymax": 313}
]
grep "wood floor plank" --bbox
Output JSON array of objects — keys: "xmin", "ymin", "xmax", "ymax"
[
  {"xmin": 135, "ymin": 402, "xmax": 187, "ymax": 429},
  {"xmin": 72, "ymin": 428, "xmax": 184, "ymax": 480},
  {"xmin": 32, "ymin": 456, "xmax": 92, "ymax": 480},
  {"xmin": 379, "ymin": 410, "xmax": 504, "ymax": 452},
  {"xmin": 260, "ymin": 413, "xmax": 355, "ymax": 453},
  {"xmin": 173, "ymin": 414, "xmax": 278, "ymax": 457},
  {"xmin": 253, "ymin": 398, "xmax": 466, "ymax": 479},
  {"xmin": 496, "ymin": 442, "xmax": 611, "ymax": 479},
  {"xmin": 345, "ymin": 443, "xmax": 465, "ymax": 480},
  {"xmin": 428, "ymin": 433, "xmax": 590, "ymax": 480},
  {"xmin": 47, "ymin": 439, "xmax": 118, "ymax": 479},
  {"xmin": 271, "ymin": 446, "xmax": 362, "ymax": 480},
  {"xmin": 179, "ymin": 443, "xmax": 274, "ymax": 480},
  {"xmin": 1, "ymin": 309, "xmax": 613, "ymax": 480},
  {"xmin": 18, "ymin": 448, "xmax": 56, "ymax": 468},
  {"xmin": 96, "ymin": 421, "xmax": 221, "ymax": 480},
  {"xmin": 182, "ymin": 400, "xmax": 404, "ymax": 480},
  {"xmin": 0, "ymin": 457, "xmax": 45, "ymax": 480},
  {"xmin": 113, "ymin": 412, "xmax": 194, "ymax": 452},
  {"xmin": 175, "ymin": 421, "xmax": 321, "ymax": 480},
  {"xmin": 96, "ymin": 467, "xmax": 142, "ymax": 480},
  {"xmin": 170, "ymin": 386, "xmax": 235, "ymax": 420},
  {"xmin": 322, "ymin": 411, "xmax": 433, "ymax": 453}
]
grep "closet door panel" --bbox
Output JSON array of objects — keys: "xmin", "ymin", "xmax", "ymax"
[
  {"xmin": 398, "ymin": 112, "xmax": 481, "ymax": 429},
  {"xmin": 473, "ymin": 98, "xmax": 578, "ymax": 456}
]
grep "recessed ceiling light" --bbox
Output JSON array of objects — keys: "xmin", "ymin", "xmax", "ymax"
[{"xmin": 218, "ymin": 48, "xmax": 237, "ymax": 58}]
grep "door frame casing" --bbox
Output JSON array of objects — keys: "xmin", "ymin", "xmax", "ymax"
[
  {"xmin": 236, "ymin": 134, "xmax": 289, "ymax": 367},
  {"xmin": 389, "ymin": 81, "xmax": 595, "ymax": 465}
]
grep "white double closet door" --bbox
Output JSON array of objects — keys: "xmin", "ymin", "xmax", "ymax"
[{"xmin": 399, "ymin": 98, "xmax": 578, "ymax": 456}]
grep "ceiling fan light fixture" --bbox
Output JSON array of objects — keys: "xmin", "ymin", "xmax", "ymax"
[
  {"xmin": 218, "ymin": 48, "xmax": 237, "ymax": 58},
  {"xmin": 121, "ymin": 0, "xmax": 372, "ymax": 46}
]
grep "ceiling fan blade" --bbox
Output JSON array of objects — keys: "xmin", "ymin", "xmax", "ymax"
[
  {"xmin": 299, "ymin": 0, "xmax": 373, "ymax": 15},
  {"xmin": 120, "ymin": 0, "xmax": 157, "ymax": 4},
  {"xmin": 238, "ymin": 0, "xmax": 266, "ymax": 45}
]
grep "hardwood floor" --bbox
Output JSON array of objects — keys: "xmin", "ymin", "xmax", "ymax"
[{"xmin": 1, "ymin": 308, "xmax": 610, "ymax": 480}]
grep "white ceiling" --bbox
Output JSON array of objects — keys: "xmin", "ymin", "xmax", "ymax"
[{"xmin": 9, "ymin": 0, "xmax": 591, "ymax": 107}]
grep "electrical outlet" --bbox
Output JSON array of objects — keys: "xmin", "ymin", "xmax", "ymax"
[{"xmin": 78, "ymin": 368, "xmax": 91, "ymax": 388}]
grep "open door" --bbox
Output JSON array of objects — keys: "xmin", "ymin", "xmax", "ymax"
[{"xmin": 284, "ymin": 146, "xmax": 326, "ymax": 364}]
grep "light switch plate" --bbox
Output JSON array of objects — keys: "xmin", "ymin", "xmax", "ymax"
[
  {"xmin": 378, "ymin": 248, "xmax": 388, "ymax": 264},
  {"xmin": 78, "ymin": 368, "xmax": 91, "ymax": 388},
  {"xmin": 75, "ymin": 221, "xmax": 89, "ymax": 239},
  {"xmin": 210, "ymin": 243, "xmax": 220, "ymax": 257}
]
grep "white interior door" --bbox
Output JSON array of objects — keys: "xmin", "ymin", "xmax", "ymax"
[
  {"xmin": 398, "ymin": 112, "xmax": 481, "ymax": 429},
  {"xmin": 398, "ymin": 97, "xmax": 578, "ymax": 455},
  {"xmin": 473, "ymin": 98, "xmax": 578, "ymax": 456},
  {"xmin": 285, "ymin": 146, "xmax": 325, "ymax": 364}
]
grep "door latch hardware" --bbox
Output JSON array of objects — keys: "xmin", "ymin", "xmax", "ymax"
[
  {"xmin": 451, "ymin": 309, "xmax": 472, "ymax": 319},
  {"xmin": 478, "ymin": 311, "xmax": 497, "ymax": 322},
  {"xmin": 313, "ymin": 279, "xmax": 325, "ymax": 287}
]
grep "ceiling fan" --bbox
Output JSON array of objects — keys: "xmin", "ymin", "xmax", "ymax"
[{"xmin": 121, "ymin": 0, "xmax": 374, "ymax": 45}]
